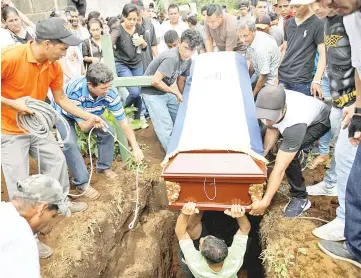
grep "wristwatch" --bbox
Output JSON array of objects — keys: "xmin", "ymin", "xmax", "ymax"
[
  {"xmin": 355, "ymin": 107, "xmax": 361, "ymax": 114},
  {"xmin": 312, "ymin": 80, "xmax": 322, "ymax": 85}
]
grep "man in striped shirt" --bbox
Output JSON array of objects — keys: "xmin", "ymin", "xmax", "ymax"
[{"xmin": 53, "ymin": 63, "xmax": 144, "ymax": 200}]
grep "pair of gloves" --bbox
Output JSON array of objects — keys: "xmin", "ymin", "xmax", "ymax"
[{"xmin": 132, "ymin": 34, "xmax": 144, "ymax": 47}]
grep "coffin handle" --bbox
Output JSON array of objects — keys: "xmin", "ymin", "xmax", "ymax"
[{"xmin": 203, "ymin": 178, "xmax": 216, "ymax": 201}]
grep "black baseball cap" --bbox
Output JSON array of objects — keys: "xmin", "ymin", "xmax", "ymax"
[
  {"xmin": 255, "ymin": 86, "xmax": 286, "ymax": 121},
  {"xmin": 36, "ymin": 17, "xmax": 82, "ymax": 46},
  {"xmin": 238, "ymin": 0, "xmax": 249, "ymax": 8},
  {"xmin": 255, "ymin": 15, "xmax": 271, "ymax": 29}
]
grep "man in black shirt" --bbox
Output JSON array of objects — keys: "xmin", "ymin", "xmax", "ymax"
[{"xmin": 278, "ymin": 1, "xmax": 325, "ymax": 97}]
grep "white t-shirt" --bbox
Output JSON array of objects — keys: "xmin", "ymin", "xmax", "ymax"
[
  {"xmin": 343, "ymin": 11, "xmax": 361, "ymax": 76},
  {"xmin": 0, "ymin": 28, "xmax": 15, "ymax": 48},
  {"xmin": 0, "ymin": 202, "xmax": 40, "ymax": 278},
  {"xmin": 273, "ymin": 90, "xmax": 325, "ymax": 133}
]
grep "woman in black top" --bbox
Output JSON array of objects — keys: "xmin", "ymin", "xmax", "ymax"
[
  {"xmin": 111, "ymin": 4, "xmax": 147, "ymax": 120},
  {"xmin": 2, "ymin": 5, "xmax": 35, "ymax": 44},
  {"xmin": 83, "ymin": 18, "xmax": 103, "ymax": 69}
]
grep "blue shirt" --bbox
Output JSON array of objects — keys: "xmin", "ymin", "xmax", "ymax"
[{"xmin": 53, "ymin": 77, "xmax": 125, "ymax": 122}]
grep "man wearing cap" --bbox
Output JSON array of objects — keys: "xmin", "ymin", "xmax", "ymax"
[
  {"xmin": 255, "ymin": 14, "xmax": 284, "ymax": 46},
  {"xmin": 278, "ymin": 0, "xmax": 325, "ymax": 97},
  {"xmin": 0, "ymin": 174, "xmax": 69, "ymax": 278},
  {"xmin": 237, "ymin": 18, "xmax": 281, "ymax": 96},
  {"xmin": 237, "ymin": 0, "xmax": 255, "ymax": 21},
  {"xmin": 1, "ymin": 17, "xmax": 106, "ymax": 256},
  {"xmin": 250, "ymin": 86, "xmax": 330, "ymax": 217}
]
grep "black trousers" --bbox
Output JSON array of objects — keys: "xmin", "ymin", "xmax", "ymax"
[{"xmin": 286, "ymin": 122, "xmax": 330, "ymax": 199}]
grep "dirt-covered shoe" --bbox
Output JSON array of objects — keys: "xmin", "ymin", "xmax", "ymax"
[
  {"xmin": 318, "ymin": 240, "xmax": 361, "ymax": 269},
  {"xmin": 306, "ymin": 181, "xmax": 338, "ymax": 196},
  {"xmin": 97, "ymin": 169, "xmax": 118, "ymax": 180},
  {"xmin": 68, "ymin": 200, "xmax": 88, "ymax": 213},
  {"xmin": 76, "ymin": 185, "xmax": 100, "ymax": 200},
  {"xmin": 36, "ymin": 237, "xmax": 53, "ymax": 259},
  {"xmin": 283, "ymin": 197, "xmax": 311, "ymax": 218},
  {"xmin": 312, "ymin": 218, "xmax": 346, "ymax": 241}
]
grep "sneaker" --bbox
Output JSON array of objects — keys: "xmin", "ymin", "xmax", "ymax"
[
  {"xmin": 318, "ymin": 240, "xmax": 361, "ymax": 269},
  {"xmin": 306, "ymin": 181, "xmax": 338, "ymax": 196},
  {"xmin": 140, "ymin": 115, "xmax": 149, "ymax": 129},
  {"xmin": 283, "ymin": 197, "xmax": 311, "ymax": 218},
  {"xmin": 36, "ymin": 237, "xmax": 53, "ymax": 259},
  {"xmin": 68, "ymin": 200, "xmax": 88, "ymax": 213},
  {"xmin": 312, "ymin": 218, "xmax": 346, "ymax": 241}
]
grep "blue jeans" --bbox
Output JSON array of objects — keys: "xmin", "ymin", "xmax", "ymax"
[
  {"xmin": 143, "ymin": 93, "xmax": 179, "ymax": 151},
  {"xmin": 115, "ymin": 62, "xmax": 143, "ymax": 119},
  {"xmin": 345, "ymin": 143, "xmax": 361, "ymax": 261},
  {"xmin": 334, "ymin": 125, "xmax": 358, "ymax": 221},
  {"xmin": 279, "ymin": 81, "xmax": 311, "ymax": 96},
  {"xmin": 319, "ymin": 75, "xmax": 332, "ymax": 155},
  {"xmin": 323, "ymin": 107, "xmax": 343, "ymax": 188},
  {"xmin": 56, "ymin": 116, "xmax": 114, "ymax": 187}
]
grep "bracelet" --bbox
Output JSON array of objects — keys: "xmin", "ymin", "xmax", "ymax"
[{"xmin": 312, "ymin": 80, "xmax": 322, "ymax": 85}]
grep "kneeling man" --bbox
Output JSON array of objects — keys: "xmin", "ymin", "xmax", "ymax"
[
  {"xmin": 251, "ymin": 86, "xmax": 330, "ymax": 217},
  {"xmin": 54, "ymin": 63, "xmax": 144, "ymax": 199}
]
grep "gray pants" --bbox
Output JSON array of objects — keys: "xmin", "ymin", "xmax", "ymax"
[{"xmin": 1, "ymin": 134, "xmax": 70, "ymax": 199}]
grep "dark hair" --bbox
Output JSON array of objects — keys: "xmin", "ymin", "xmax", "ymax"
[
  {"xmin": 87, "ymin": 11, "xmax": 101, "ymax": 21},
  {"xmin": 201, "ymin": 5, "xmax": 208, "ymax": 13},
  {"xmin": 255, "ymin": 0, "xmax": 267, "ymax": 6},
  {"xmin": 222, "ymin": 5, "xmax": 227, "ymax": 9},
  {"xmin": 107, "ymin": 16, "xmax": 119, "ymax": 28},
  {"xmin": 122, "ymin": 4, "xmax": 139, "ymax": 18},
  {"xmin": 164, "ymin": 30, "xmax": 179, "ymax": 44},
  {"xmin": 48, "ymin": 203, "xmax": 59, "ymax": 211},
  {"xmin": 206, "ymin": 4, "xmax": 223, "ymax": 17},
  {"xmin": 49, "ymin": 9, "xmax": 66, "ymax": 18},
  {"xmin": 201, "ymin": 236, "xmax": 228, "ymax": 264},
  {"xmin": 35, "ymin": 38, "xmax": 64, "ymax": 45},
  {"xmin": 2, "ymin": 5, "xmax": 19, "ymax": 21},
  {"xmin": 168, "ymin": 3, "xmax": 179, "ymax": 12},
  {"xmin": 269, "ymin": 12, "xmax": 278, "ymax": 21},
  {"xmin": 65, "ymin": 5, "xmax": 78, "ymax": 13},
  {"xmin": 149, "ymin": 2, "xmax": 154, "ymax": 8},
  {"xmin": 180, "ymin": 29, "xmax": 202, "ymax": 50},
  {"xmin": 87, "ymin": 18, "xmax": 103, "ymax": 32},
  {"xmin": 86, "ymin": 63, "xmax": 114, "ymax": 87},
  {"xmin": 187, "ymin": 15, "xmax": 197, "ymax": 26}
]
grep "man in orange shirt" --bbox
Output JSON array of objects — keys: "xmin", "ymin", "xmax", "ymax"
[{"xmin": 1, "ymin": 17, "xmax": 105, "ymax": 258}]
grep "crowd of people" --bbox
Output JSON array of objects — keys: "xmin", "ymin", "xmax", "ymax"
[{"xmin": 1, "ymin": 0, "xmax": 361, "ymax": 277}]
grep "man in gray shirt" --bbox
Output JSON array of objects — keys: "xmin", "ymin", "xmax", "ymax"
[{"xmin": 142, "ymin": 29, "xmax": 202, "ymax": 151}]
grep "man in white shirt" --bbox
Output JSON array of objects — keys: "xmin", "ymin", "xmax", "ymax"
[
  {"xmin": 249, "ymin": 85, "xmax": 330, "ymax": 218},
  {"xmin": 162, "ymin": 4, "xmax": 188, "ymax": 37},
  {"xmin": 0, "ymin": 174, "xmax": 70, "ymax": 278}
]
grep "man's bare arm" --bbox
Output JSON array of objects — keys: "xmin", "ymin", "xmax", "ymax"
[
  {"xmin": 205, "ymin": 36, "xmax": 214, "ymax": 52},
  {"xmin": 253, "ymin": 74, "xmax": 268, "ymax": 97},
  {"xmin": 263, "ymin": 128, "xmax": 280, "ymax": 156},
  {"xmin": 176, "ymin": 76, "xmax": 186, "ymax": 93}
]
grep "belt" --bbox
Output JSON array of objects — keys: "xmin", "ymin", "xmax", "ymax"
[{"xmin": 333, "ymin": 90, "xmax": 357, "ymax": 108}]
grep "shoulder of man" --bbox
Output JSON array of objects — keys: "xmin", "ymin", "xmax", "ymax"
[
  {"xmin": 64, "ymin": 76, "xmax": 87, "ymax": 97},
  {"xmin": 1, "ymin": 43, "xmax": 26, "ymax": 59}
]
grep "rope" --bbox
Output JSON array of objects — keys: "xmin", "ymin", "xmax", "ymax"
[
  {"xmin": 16, "ymin": 98, "xmax": 141, "ymax": 229},
  {"xmin": 203, "ymin": 178, "xmax": 216, "ymax": 201}
]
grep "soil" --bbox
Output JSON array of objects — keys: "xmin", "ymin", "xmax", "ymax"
[
  {"xmin": 260, "ymin": 165, "xmax": 360, "ymax": 278},
  {"xmin": 1, "ymin": 123, "xmax": 360, "ymax": 278}
]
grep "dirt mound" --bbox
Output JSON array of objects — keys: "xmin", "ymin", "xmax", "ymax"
[{"xmin": 260, "ymin": 166, "xmax": 360, "ymax": 278}]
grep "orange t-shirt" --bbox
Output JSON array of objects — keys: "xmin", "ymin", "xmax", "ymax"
[{"xmin": 1, "ymin": 41, "xmax": 64, "ymax": 134}]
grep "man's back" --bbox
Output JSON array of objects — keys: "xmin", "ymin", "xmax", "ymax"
[
  {"xmin": 278, "ymin": 15, "xmax": 324, "ymax": 84},
  {"xmin": 0, "ymin": 202, "xmax": 40, "ymax": 278}
]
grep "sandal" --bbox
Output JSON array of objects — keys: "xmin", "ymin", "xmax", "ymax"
[
  {"xmin": 97, "ymin": 169, "xmax": 118, "ymax": 180},
  {"xmin": 77, "ymin": 185, "xmax": 101, "ymax": 200},
  {"xmin": 308, "ymin": 155, "xmax": 329, "ymax": 170}
]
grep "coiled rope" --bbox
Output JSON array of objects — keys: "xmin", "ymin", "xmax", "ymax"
[{"xmin": 16, "ymin": 98, "xmax": 140, "ymax": 229}]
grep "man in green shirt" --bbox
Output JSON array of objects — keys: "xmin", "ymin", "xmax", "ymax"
[{"xmin": 175, "ymin": 202, "xmax": 251, "ymax": 278}]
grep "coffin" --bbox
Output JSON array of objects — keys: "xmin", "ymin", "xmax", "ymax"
[{"xmin": 162, "ymin": 52, "xmax": 267, "ymax": 210}]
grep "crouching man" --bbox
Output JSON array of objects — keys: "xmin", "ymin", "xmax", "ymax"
[
  {"xmin": 0, "ymin": 175, "xmax": 70, "ymax": 278},
  {"xmin": 54, "ymin": 63, "xmax": 144, "ymax": 200},
  {"xmin": 251, "ymin": 86, "xmax": 330, "ymax": 218},
  {"xmin": 175, "ymin": 202, "xmax": 251, "ymax": 277}
]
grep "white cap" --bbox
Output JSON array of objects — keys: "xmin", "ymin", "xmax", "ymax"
[{"xmin": 289, "ymin": 0, "xmax": 315, "ymax": 5}]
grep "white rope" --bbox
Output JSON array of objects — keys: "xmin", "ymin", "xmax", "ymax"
[
  {"xmin": 203, "ymin": 178, "xmax": 217, "ymax": 201},
  {"xmin": 16, "ymin": 98, "xmax": 141, "ymax": 229}
]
